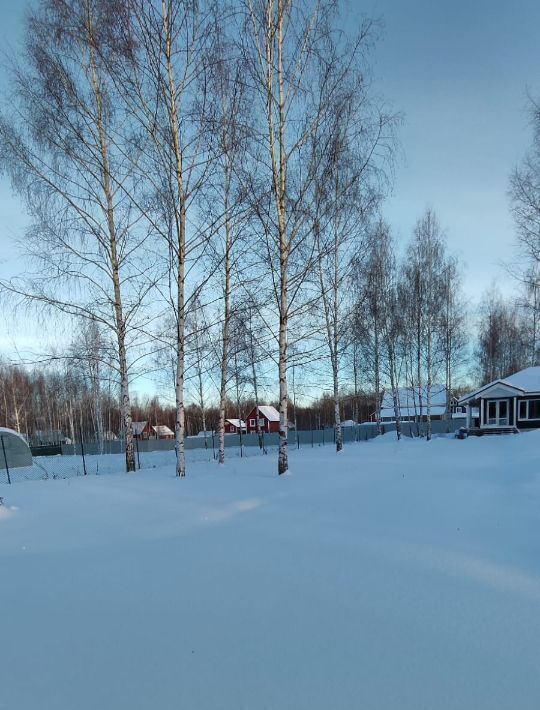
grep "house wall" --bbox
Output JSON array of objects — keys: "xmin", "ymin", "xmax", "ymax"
[
  {"xmin": 481, "ymin": 398, "xmax": 515, "ymax": 427},
  {"xmin": 516, "ymin": 396, "xmax": 540, "ymax": 429},
  {"xmin": 475, "ymin": 395, "xmax": 540, "ymax": 429},
  {"xmin": 245, "ymin": 408, "xmax": 279, "ymax": 434},
  {"xmin": 245, "ymin": 408, "xmax": 259, "ymax": 433},
  {"xmin": 136, "ymin": 422, "xmax": 153, "ymax": 440},
  {"xmin": 477, "ymin": 397, "xmax": 540, "ymax": 428}
]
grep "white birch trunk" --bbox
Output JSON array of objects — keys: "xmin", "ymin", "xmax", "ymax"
[
  {"xmin": 388, "ymin": 341, "xmax": 402, "ymax": 441},
  {"xmin": 374, "ymin": 326, "xmax": 381, "ymax": 436},
  {"xmin": 88, "ymin": 21, "xmax": 134, "ymax": 472},
  {"xmin": 426, "ymin": 317, "xmax": 432, "ymax": 441},
  {"xmin": 163, "ymin": 0, "xmax": 187, "ymax": 477},
  {"xmin": 218, "ymin": 169, "xmax": 232, "ymax": 465}
]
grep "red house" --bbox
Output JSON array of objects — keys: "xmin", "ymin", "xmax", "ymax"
[
  {"xmin": 225, "ymin": 418, "xmax": 246, "ymax": 434},
  {"xmin": 152, "ymin": 425, "xmax": 175, "ymax": 440},
  {"xmin": 132, "ymin": 421, "xmax": 153, "ymax": 439},
  {"xmin": 245, "ymin": 406, "xmax": 280, "ymax": 434},
  {"xmin": 132, "ymin": 422, "xmax": 175, "ymax": 440}
]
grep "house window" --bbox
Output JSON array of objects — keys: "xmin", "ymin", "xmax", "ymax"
[
  {"xmin": 518, "ymin": 399, "xmax": 540, "ymax": 420},
  {"xmin": 249, "ymin": 419, "xmax": 256, "ymax": 427},
  {"xmin": 530, "ymin": 400, "xmax": 540, "ymax": 419},
  {"xmin": 486, "ymin": 399, "xmax": 508, "ymax": 426}
]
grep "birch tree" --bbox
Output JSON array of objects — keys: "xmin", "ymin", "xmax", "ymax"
[
  {"xmin": 241, "ymin": 0, "xmax": 373, "ymax": 473},
  {"xmin": 352, "ymin": 220, "xmax": 390, "ymax": 436},
  {"xmin": 510, "ymin": 99, "xmax": 540, "ymax": 269},
  {"xmin": 118, "ymin": 0, "xmax": 218, "ymax": 476},
  {"xmin": 203, "ymin": 35, "xmax": 252, "ymax": 465},
  {"xmin": 401, "ymin": 209, "xmax": 457, "ymax": 440},
  {"xmin": 353, "ymin": 219, "xmax": 402, "ymax": 438},
  {"xmin": 185, "ymin": 297, "xmax": 212, "ymax": 445},
  {"xmin": 476, "ymin": 288, "xmax": 528, "ymax": 384},
  {"xmin": 312, "ymin": 51, "xmax": 395, "ymax": 451},
  {"xmin": 0, "ymin": 0, "xmax": 151, "ymax": 472}
]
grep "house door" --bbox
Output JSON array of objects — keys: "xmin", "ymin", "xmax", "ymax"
[{"xmin": 486, "ymin": 399, "xmax": 509, "ymax": 426}]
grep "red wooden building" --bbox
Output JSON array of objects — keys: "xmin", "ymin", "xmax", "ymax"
[
  {"xmin": 225, "ymin": 418, "xmax": 246, "ymax": 434},
  {"xmin": 132, "ymin": 421, "xmax": 153, "ymax": 439},
  {"xmin": 132, "ymin": 421, "xmax": 174, "ymax": 440},
  {"xmin": 245, "ymin": 406, "xmax": 280, "ymax": 434}
]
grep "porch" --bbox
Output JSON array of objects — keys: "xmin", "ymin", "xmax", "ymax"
[{"xmin": 464, "ymin": 425, "xmax": 519, "ymax": 436}]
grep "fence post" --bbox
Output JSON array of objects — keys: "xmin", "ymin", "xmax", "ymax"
[
  {"xmin": 311, "ymin": 428, "xmax": 314, "ymax": 448},
  {"xmin": 135, "ymin": 435, "xmax": 140, "ymax": 470},
  {"xmin": 212, "ymin": 432, "xmax": 216, "ymax": 460},
  {"xmin": 1, "ymin": 435, "xmax": 11, "ymax": 485},
  {"xmin": 80, "ymin": 428, "xmax": 87, "ymax": 476}
]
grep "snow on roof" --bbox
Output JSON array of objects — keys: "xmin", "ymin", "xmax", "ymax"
[
  {"xmin": 152, "ymin": 425, "xmax": 174, "ymax": 437},
  {"xmin": 225, "ymin": 419, "xmax": 246, "ymax": 428},
  {"xmin": 132, "ymin": 421, "xmax": 148, "ymax": 436},
  {"xmin": 381, "ymin": 385, "xmax": 447, "ymax": 412},
  {"xmin": 256, "ymin": 405, "xmax": 280, "ymax": 422},
  {"xmin": 380, "ymin": 406, "xmax": 446, "ymax": 419},
  {"xmin": 459, "ymin": 366, "xmax": 540, "ymax": 402},
  {"xmin": 501, "ymin": 366, "xmax": 540, "ymax": 392}
]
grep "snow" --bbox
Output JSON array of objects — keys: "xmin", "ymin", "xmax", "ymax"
[
  {"xmin": 1, "ymin": 433, "xmax": 540, "ymax": 709},
  {"xmin": 500, "ymin": 366, "xmax": 540, "ymax": 392},
  {"xmin": 131, "ymin": 421, "xmax": 148, "ymax": 436},
  {"xmin": 225, "ymin": 418, "xmax": 246, "ymax": 429},
  {"xmin": 151, "ymin": 424, "xmax": 174, "ymax": 437},
  {"xmin": 256, "ymin": 404, "xmax": 280, "ymax": 421}
]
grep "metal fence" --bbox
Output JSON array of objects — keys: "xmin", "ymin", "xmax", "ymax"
[{"xmin": 1, "ymin": 418, "xmax": 466, "ymax": 485}]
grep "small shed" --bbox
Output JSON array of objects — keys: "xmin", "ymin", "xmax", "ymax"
[
  {"xmin": 152, "ymin": 425, "xmax": 175, "ymax": 440},
  {"xmin": 0, "ymin": 427, "xmax": 32, "ymax": 470},
  {"xmin": 225, "ymin": 418, "xmax": 247, "ymax": 434}
]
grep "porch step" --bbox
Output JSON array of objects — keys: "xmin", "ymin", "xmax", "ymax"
[{"xmin": 465, "ymin": 426, "xmax": 519, "ymax": 437}]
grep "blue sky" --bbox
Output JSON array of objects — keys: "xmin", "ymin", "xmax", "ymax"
[
  {"xmin": 361, "ymin": 0, "xmax": 540, "ymax": 296},
  {"xmin": 0, "ymin": 0, "xmax": 539, "ymax": 357}
]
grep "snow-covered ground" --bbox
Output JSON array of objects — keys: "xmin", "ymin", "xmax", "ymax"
[{"xmin": 1, "ymin": 433, "xmax": 539, "ymax": 709}]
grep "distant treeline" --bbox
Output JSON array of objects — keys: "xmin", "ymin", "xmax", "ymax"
[{"xmin": 0, "ymin": 360, "xmax": 378, "ymax": 444}]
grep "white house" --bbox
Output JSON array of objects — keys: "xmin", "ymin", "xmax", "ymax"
[
  {"xmin": 458, "ymin": 366, "xmax": 540, "ymax": 432},
  {"xmin": 379, "ymin": 385, "xmax": 453, "ymax": 422}
]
